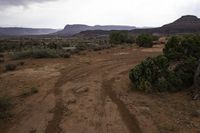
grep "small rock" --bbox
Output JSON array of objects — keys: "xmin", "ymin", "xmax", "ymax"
[
  {"xmin": 66, "ymin": 97, "xmax": 76, "ymax": 104},
  {"xmin": 139, "ymin": 106, "xmax": 150, "ymax": 112},
  {"xmin": 75, "ymin": 87, "xmax": 89, "ymax": 94}
]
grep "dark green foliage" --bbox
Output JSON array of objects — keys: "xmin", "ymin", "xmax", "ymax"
[
  {"xmin": 109, "ymin": 31, "xmax": 135, "ymax": 44},
  {"xmin": 164, "ymin": 35, "xmax": 200, "ymax": 60},
  {"xmin": 0, "ymin": 96, "xmax": 12, "ymax": 119},
  {"xmin": 129, "ymin": 55, "xmax": 170, "ymax": 92},
  {"xmin": 174, "ymin": 57, "xmax": 198, "ymax": 88},
  {"xmin": 5, "ymin": 64, "xmax": 17, "ymax": 71},
  {"xmin": 136, "ymin": 34, "xmax": 153, "ymax": 47},
  {"xmin": 129, "ymin": 35, "xmax": 200, "ymax": 92}
]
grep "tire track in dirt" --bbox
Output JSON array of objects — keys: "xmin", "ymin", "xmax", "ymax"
[
  {"xmin": 44, "ymin": 63, "xmax": 100, "ymax": 133},
  {"xmin": 102, "ymin": 77, "xmax": 142, "ymax": 133},
  {"xmin": 45, "ymin": 54, "xmax": 150, "ymax": 133},
  {"xmin": 44, "ymin": 64, "xmax": 88, "ymax": 133},
  {"xmin": 44, "ymin": 70, "xmax": 67, "ymax": 133}
]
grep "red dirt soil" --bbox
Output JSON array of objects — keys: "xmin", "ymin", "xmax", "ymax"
[{"xmin": 0, "ymin": 45, "xmax": 200, "ymax": 133}]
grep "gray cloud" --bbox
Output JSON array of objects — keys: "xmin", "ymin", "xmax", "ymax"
[{"xmin": 0, "ymin": 0, "xmax": 57, "ymax": 7}]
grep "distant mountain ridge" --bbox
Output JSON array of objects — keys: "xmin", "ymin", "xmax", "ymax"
[
  {"xmin": 0, "ymin": 15, "xmax": 200, "ymax": 36},
  {"xmin": 0, "ymin": 27, "xmax": 58, "ymax": 36},
  {"xmin": 159, "ymin": 15, "xmax": 200, "ymax": 33},
  {"xmin": 54, "ymin": 24, "xmax": 136, "ymax": 36},
  {"xmin": 75, "ymin": 15, "xmax": 200, "ymax": 37},
  {"xmin": 130, "ymin": 15, "xmax": 200, "ymax": 34}
]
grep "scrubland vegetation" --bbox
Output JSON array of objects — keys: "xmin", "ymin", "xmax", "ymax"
[
  {"xmin": 1, "ymin": 33, "xmax": 200, "ymax": 133},
  {"xmin": 0, "ymin": 37, "xmax": 113, "ymax": 60},
  {"xmin": 109, "ymin": 31, "xmax": 159, "ymax": 48},
  {"xmin": 129, "ymin": 34, "xmax": 200, "ymax": 98},
  {"xmin": 109, "ymin": 31, "xmax": 135, "ymax": 44}
]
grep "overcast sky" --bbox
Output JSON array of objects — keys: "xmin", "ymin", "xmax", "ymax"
[{"xmin": 0, "ymin": 0, "xmax": 199, "ymax": 29}]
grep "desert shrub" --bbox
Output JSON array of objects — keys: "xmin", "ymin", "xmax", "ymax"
[
  {"xmin": 129, "ymin": 55, "xmax": 173, "ymax": 92},
  {"xmin": 21, "ymin": 86, "xmax": 39, "ymax": 97},
  {"xmin": 5, "ymin": 64, "xmax": 17, "ymax": 71},
  {"xmin": 12, "ymin": 49, "xmax": 60, "ymax": 60},
  {"xmin": 136, "ymin": 34, "xmax": 153, "ymax": 47},
  {"xmin": 109, "ymin": 31, "xmax": 135, "ymax": 44},
  {"xmin": 129, "ymin": 35, "xmax": 200, "ymax": 92},
  {"xmin": 63, "ymin": 52, "xmax": 71, "ymax": 58},
  {"xmin": 174, "ymin": 57, "xmax": 198, "ymax": 88},
  {"xmin": 0, "ymin": 96, "xmax": 12, "ymax": 119},
  {"xmin": 164, "ymin": 35, "xmax": 200, "ymax": 60}
]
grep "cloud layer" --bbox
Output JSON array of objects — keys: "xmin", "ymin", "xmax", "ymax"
[
  {"xmin": 0, "ymin": 0, "xmax": 199, "ymax": 28},
  {"xmin": 0, "ymin": 0, "xmax": 57, "ymax": 7}
]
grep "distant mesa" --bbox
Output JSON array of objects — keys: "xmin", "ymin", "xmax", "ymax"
[
  {"xmin": 0, "ymin": 27, "xmax": 58, "ymax": 36},
  {"xmin": 53, "ymin": 24, "xmax": 136, "ymax": 36}
]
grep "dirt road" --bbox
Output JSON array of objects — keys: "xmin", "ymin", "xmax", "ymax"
[{"xmin": 1, "ymin": 46, "xmax": 200, "ymax": 133}]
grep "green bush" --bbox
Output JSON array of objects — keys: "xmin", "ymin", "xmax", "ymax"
[
  {"xmin": 163, "ymin": 35, "xmax": 200, "ymax": 60},
  {"xmin": 109, "ymin": 31, "xmax": 135, "ymax": 44},
  {"xmin": 129, "ymin": 35, "xmax": 200, "ymax": 92},
  {"xmin": 129, "ymin": 55, "xmax": 170, "ymax": 92},
  {"xmin": 136, "ymin": 34, "xmax": 153, "ymax": 47},
  {"xmin": 12, "ymin": 49, "xmax": 60, "ymax": 60}
]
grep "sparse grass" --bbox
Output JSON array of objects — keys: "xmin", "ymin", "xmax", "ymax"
[
  {"xmin": 0, "ymin": 96, "xmax": 12, "ymax": 119},
  {"xmin": 12, "ymin": 49, "xmax": 60, "ymax": 60},
  {"xmin": 21, "ymin": 86, "xmax": 39, "ymax": 97}
]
